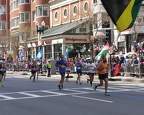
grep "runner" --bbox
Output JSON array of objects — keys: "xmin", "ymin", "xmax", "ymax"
[
  {"xmin": 2, "ymin": 62, "xmax": 7, "ymax": 80},
  {"xmin": 75, "ymin": 58, "xmax": 83, "ymax": 85},
  {"xmin": 94, "ymin": 54, "xmax": 110, "ymax": 96},
  {"xmin": 85, "ymin": 59, "xmax": 96, "ymax": 87},
  {"xmin": 65, "ymin": 58, "xmax": 72, "ymax": 82},
  {"xmin": 30, "ymin": 61, "xmax": 38, "ymax": 82},
  {"xmin": 0, "ymin": 63, "xmax": 4, "ymax": 86},
  {"xmin": 57, "ymin": 55, "xmax": 67, "ymax": 90}
]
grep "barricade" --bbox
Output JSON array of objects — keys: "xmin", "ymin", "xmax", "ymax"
[{"xmin": 115, "ymin": 64, "xmax": 144, "ymax": 77}]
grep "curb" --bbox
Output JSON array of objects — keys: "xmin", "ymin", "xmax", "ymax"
[{"xmin": 109, "ymin": 76, "xmax": 144, "ymax": 83}]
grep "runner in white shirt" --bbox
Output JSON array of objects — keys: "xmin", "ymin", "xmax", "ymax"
[{"xmin": 85, "ymin": 60, "xmax": 96, "ymax": 87}]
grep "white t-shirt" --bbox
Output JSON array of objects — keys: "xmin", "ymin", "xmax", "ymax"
[{"xmin": 85, "ymin": 63, "xmax": 96, "ymax": 73}]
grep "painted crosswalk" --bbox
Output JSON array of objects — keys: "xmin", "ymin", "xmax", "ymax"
[{"xmin": 0, "ymin": 84, "xmax": 144, "ymax": 101}]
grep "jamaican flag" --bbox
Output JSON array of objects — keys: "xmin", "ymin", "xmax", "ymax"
[{"xmin": 101, "ymin": 0, "xmax": 143, "ymax": 32}]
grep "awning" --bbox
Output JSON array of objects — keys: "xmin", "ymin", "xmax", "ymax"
[{"xmin": 42, "ymin": 19, "xmax": 88, "ymax": 38}]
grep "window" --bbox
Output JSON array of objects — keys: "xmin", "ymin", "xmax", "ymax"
[
  {"xmin": 0, "ymin": 21, "xmax": 6, "ymax": 29},
  {"xmin": 102, "ymin": 13, "xmax": 110, "ymax": 28},
  {"xmin": 36, "ymin": 6, "xmax": 48, "ymax": 17},
  {"xmin": 93, "ymin": 14, "xmax": 98, "ymax": 29},
  {"xmin": 93, "ymin": 0, "xmax": 97, "ymax": 4},
  {"xmin": 55, "ymin": 12, "xmax": 58, "ymax": 20},
  {"xmin": 73, "ymin": 6, "xmax": 78, "ymax": 15},
  {"xmin": 19, "ymin": 12, "xmax": 30, "ymax": 22},
  {"xmin": 64, "ymin": 9, "xmax": 68, "ymax": 18},
  {"xmin": 0, "ymin": 6, "xmax": 6, "ymax": 14},
  {"xmin": 10, "ymin": 17, "xmax": 19, "ymax": 28},
  {"xmin": 10, "ymin": 0, "xmax": 19, "ymax": 11},
  {"xmin": 84, "ymin": 2, "xmax": 89, "ymax": 12},
  {"xmin": 20, "ymin": 0, "xmax": 29, "ymax": 3},
  {"xmin": 43, "ymin": 6, "xmax": 48, "ymax": 16},
  {"xmin": 33, "ymin": 11, "xmax": 36, "ymax": 21}
]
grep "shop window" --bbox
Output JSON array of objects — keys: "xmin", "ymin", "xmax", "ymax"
[
  {"xmin": 54, "ymin": 44, "xmax": 62, "ymax": 59},
  {"xmin": 0, "ymin": 21, "xmax": 6, "ymax": 30},
  {"xmin": 0, "ymin": 6, "xmax": 6, "ymax": 14},
  {"xmin": 19, "ymin": 12, "xmax": 30, "ymax": 22},
  {"xmin": 45, "ymin": 45, "xmax": 52, "ymax": 59},
  {"xmin": 36, "ymin": 6, "xmax": 48, "ymax": 17}
]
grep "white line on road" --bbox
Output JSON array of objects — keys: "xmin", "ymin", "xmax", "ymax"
[
  {"xmin": 72, "ymin": 95, "xmax": 113, "ymax": 103},
  {"xmin": 41, "ymin": 90, "xmax": 65, "ymax": 95},
  {"xmin": 0, "ymin": 94, "xmax": 16, "ymax": 100},
  {"xmin": 19, "ymin": 92, "xmax": 41, "ymax": 97}
]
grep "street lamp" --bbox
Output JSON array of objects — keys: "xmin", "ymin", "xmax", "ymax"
[{"xmin": 35, "ymin": 21, "xmax": 45, "ymax": 74}]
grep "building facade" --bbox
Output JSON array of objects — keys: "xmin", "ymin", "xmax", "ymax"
[
  {"xmin": 0, "ymin": 0, "xmax": 50, "ymax": 60},
  {"xmin": 0, "ymin": 0, "xmax": 9, "ymax": 58},
  {"xmin": 38, "ymin": 0, "xmax": 93, "ymax": 59}
]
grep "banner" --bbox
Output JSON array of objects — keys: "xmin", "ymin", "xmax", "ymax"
[{"xmin": 35, "ymin": 49, "xmax": 43, "ymax": 61}]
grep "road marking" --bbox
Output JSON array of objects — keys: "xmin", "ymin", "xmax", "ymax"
[
  {"xmin": 0, "ymin": 94, "xmax": 15, "ymax": 100},
  {"xmin": 41, "ymin": 90, "xmax": 65, "ymax": 95},
  {"xmin": 72, "ymin": 95, "xmax": 113, "ymax": 103},
  {"xmin": 19, "ymin": 92, "xmax": 41, "ymax": 97}
]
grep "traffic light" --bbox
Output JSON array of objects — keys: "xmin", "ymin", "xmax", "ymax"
[{"xmin": 105, "ymin": 29, "xmax": 111, "ymax": 44}]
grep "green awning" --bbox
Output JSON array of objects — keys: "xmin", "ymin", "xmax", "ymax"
[{"xmin": 42, "ymin": 19, "xmax": 87, "ymax": 38}]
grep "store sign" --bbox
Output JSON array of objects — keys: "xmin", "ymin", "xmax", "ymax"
[{"xmin": 65, "ymin": 38, "xmax": 87, "ymax": 42}]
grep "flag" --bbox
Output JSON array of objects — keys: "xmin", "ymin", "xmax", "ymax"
[
  {"xmin": 35, "ymin": 49, "xmax": 43, "ymax": 61},
  {"xmin": 101, "ymin": 0, "xmax": 143, "ymax": 32},
  {"xmin": 95, "ymin": 42, "xmax": 109, "ymax": 60}
]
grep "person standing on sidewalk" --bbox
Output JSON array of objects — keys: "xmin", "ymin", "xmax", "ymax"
[
  {"xmin": 85, "ymin": 59, "xmax": 96, "ymax": 87},
  {"xmin": 94, "ymin": 54, "xmax": 110, "ymax": 96},
  {"xmin": 47, "ymin": 60, "xmax": 52, "ymax": 77},
  {"xmin": 75, "ymin": 58, "xmax": 83, "ymax": 85},
  {"xmin": 57, "ymin": 55, "xmax": 67, "ymax": 90}
]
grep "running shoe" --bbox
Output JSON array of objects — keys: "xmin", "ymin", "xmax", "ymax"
[
  {"xmin": 105, "ymin": 92, "xmax": 110, "ymax": 96},
  {"xmin": 76, "ymin": 81, "xmax": 78, "ymax": 84},
  {"xmin": 61, "ymin": 85, "xmax": 63, "ymax": 90},
  {"xmin": 58, "ymin": 85, "xmax": 61, "ymax": 90},
  {"xmin": 79, "ymin": 82, "xmax": 82, "ymax": 85},
  {"xmin": 94, "ymin": 85, "xmax": 97, "ymax": 90},
  {"xmin": 1, "ymin": 84, "xmax": 4, "ymax": 87}
]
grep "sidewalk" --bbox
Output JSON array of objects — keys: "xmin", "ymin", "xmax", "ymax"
[{"xmin": 7, "ymin": 71, "xmax": 144, "ymax": 83}]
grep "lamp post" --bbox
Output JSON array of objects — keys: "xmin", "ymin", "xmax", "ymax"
[{"xmin": 35, "ymin": 21, "xmax": 45, "ymax": 74}]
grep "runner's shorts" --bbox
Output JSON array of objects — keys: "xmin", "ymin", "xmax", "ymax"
[
  {"xmin": 88, "ymin": 73, "xmax": 94, "ymax": 77},
  {"xmin": 76, "ymin": 70, "xmax": 82, "ymax": 75},
  {"xmin": 60, "ymin": 72, "xmax": 65, "ymax": 78},
  {"xmin": 98, "ymin": 73, "xmax": 108, "ymax": 80}
]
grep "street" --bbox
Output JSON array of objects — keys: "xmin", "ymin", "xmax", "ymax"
[{"xmin": 0, "ymin": 73, "xmax": 144, "ymax": 115}]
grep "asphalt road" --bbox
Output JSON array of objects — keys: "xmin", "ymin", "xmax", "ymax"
[{"xmin": 0, "ymin": 73, "xmax": 144, "ymax": 115}]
